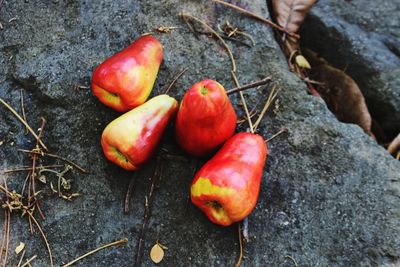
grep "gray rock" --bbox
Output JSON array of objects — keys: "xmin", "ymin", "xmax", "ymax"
[
  {"xmin": 0, "ymin": 0, "xmax": 399, "ymax": 266},
  {"xmin": 300, "ymin": 0, "xmax": 400, "ymax": 141}
]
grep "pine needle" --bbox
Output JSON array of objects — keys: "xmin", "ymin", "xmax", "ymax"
[
  {"xmin": 62, "ymin": 239, "xmax": 128, "ymax": 267},
  {"xmin": 0, "ymin": 98, "xmax": 48, "ymax": 150}
]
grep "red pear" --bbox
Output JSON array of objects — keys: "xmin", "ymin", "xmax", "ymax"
[
  {"xmin": 91, "ymin": 35, "xmax": 163, "ymax": 112},
  {"xmin": 101, "ymin": 95, "xmax": 177, "ymax": 170},
  {"xmin": 191, "ymin": 132, "xmax": 267, "ymax": 226},
  {"xmin": 175, "ymin": 79, "xmax": 237, "ymax": 157}
]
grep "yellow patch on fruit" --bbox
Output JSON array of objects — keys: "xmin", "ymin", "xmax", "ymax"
[
  {"xmin": 207, "ymin": 202, "xmax": 230, "ymax": 224},
  {"xmin": 191, "ymin": 177, "xmax": 235, "ymax": 197},
  {"xmin": 112, "ymin": 147, "xmax": 130, "ymax": 163},
  {"xmin": 191, "ymin": 178, "xmax": 235, "ymax": 224},
  {"xmin": 93, "ymin": 84, "xmax": 122, "ymax": 106}
]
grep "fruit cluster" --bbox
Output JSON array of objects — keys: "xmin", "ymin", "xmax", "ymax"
[{"xmin": 91, "ymin": 35, "xmax": 268, "ymax": 226}]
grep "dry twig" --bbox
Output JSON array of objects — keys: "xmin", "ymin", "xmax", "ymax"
[
  {"xmin": 124, "ymin": 173, "xmax": 137, "ymax": 214},
  {"xmin": 253, "ymin": 85, "xmax": 280, "ymax": 131},
  {"xmin": 180, "ymin": 12, "xmax": 236, "ymax": 72},
  {"xmin": 20, "ymin": 255, "xmax": 37, "ymax": 267},
  {"xmin": 285, "ymin": 255, "xmax": 298, "ymax": 267},
  {"xmin": 135, "ymin": 158, "xmax": 163, "ymax": 266},
  {"xmin": 0, "ymin": 98, "xmax": 47, "ymax": 150},
  {"xmin": 62, "ymin": 239, "xmax": 128, "ymax": 267},
  {"xmin": 232, "ymin": 71, "xmax": 254, "ymax": 133},
  {"xmin": 265, "ymin": 128, "xmax": 288, "ymax": 143},
  {"xmin": 2, "ymin": 165, "xmax": 63, "ymax": 174},
  {"xmin": 19, "ymin": 90, "xmax": 28, "ymax": 134},
  {"xmin": 18, "ymin": 149, "xmax": 89, "ymax": 173},
  {"xmin": 234, "ymin": 223, "xmax": 243, "ymax": 267},
  {"xmin": 211, "ymin": 0, "xmax": 299, "ymax": 39},
  {"xmin": 164, "ymin": 68, "xmax": 188, "ymax": 94},
  {"xmin": 227, "ymin": 76, "xmax": 272, "ymax": 95}
]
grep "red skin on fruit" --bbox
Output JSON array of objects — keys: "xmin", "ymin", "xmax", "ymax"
[
  {"xmin": 91, "ymin": 35, "xmax": 163, "ymax": 112},
  {"xmin": 101, "ymin": 95, "xmax": 178, "ymax": 170},
  {"xmin": 191, "ymin": 132, "xmax": 267, "ymax": 226},
  {"xmin": 175, "ymin": 79, "xmax": 237, "ymax": 157}
]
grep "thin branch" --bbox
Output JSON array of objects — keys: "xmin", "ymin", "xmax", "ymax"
[
  {"xmin": 18, "ymin": 150, "xmax": 89, "ymax": 173},
  {"xmin": 20, "ymin": 90, "xmax": 28, "ymax": 134},
  {"xmin": 265, "ymin": 128, "xmax": 288, "ymax": 143},
  {"xmin": 0, "ymin": 210, "xmax": 6, "ymax": 265},
  {"xmin": 27, "ymin": 212, "xmax": 53, "ymax": 267},
  {"xmin": 211, "ymin": 0, "xmax": 299, "ymax": 39},
  {"xmin": 62, "ymin": 239, "xmax": 128, "ymax": 267},
  {"xmin": 285, "ymin": 255, "xmax": 299, "ymax": 267},
  {"xmin": 17, "ymin": 249, "xmax": 26, "ymax": 267},
  {"xmin": 197, "ymin": 30, "xmax": 253, "ymax": 47},
  {"xmin": 20, "ymin": 255, "xmax": 37, "ymax": 267},
  {"xmin": 135, "ymin": 158, "xmax": 163, "ymax": 267},
  {"xmin": 31, "ymin": 117, "xmax": 47, "ymax": 220},
  {"xmin": 234, "ymin": 223, "xmax": 243, "ymax": 267},
  {"xmin": 2, "ymin": 211, "xmax": 10, "ymax": 267},
  {"xmin": 180, "ymin": 12, "xmax": 236, "ymax": 72},
  {"xmin": 3, "ymin": 165, "xmax": 64, "ymax": 174},
  {"xmin": 0, "ymin": 98, "xmax": 48, "ymax": 150},
  {"xmin": 124, "ymin": 173, "xmax": 137, "ymax": 214},
  {"xmin": 232, "ymin": 71, "xmax": 254, "ymax": 133},
  {"xmin": 227, "ymin": 76, "xmax": 272, "ymax": 95},
  {"xmin": 253, "ymin": 85, "xmax": 279, "ymax": 131},
  {"xmin": 182, "ymin": 17, "xmax": 200, "ymax": 40},
  {"xmin": 217, "ymin": 22, "xmax": 256, "ymax": 46},
  {"xmin": 164, "ymin": 68, "xmax": 188, "ymax": 94}
]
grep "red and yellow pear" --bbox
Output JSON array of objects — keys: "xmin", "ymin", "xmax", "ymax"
[
  {"xmin": 101, "ymin": 95, "xmax": 178, "ymax": 170},
  {"xmin": 91, "ymin": 35, "xmax": 163, "ymax": 112},
  {"xmin": 191, "ymin": 132, "xmax": 268, "ymax": 226},
  {"xmin": 175, "ymin": 79, "xmax": 237, "ymax": 157}
]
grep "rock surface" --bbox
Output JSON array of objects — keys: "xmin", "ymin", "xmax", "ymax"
[
  {"xmin": 301, "ymin": 0, "xmax": 400, "ymax": 141},
  {"xmin": 0, "ymin": 0, "xmax": 399, "ymax": 266}
]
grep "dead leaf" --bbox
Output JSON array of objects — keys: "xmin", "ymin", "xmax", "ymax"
[
  {"xmin": 295, "ymin": 55, "xmax": 311, "ymax": 69},
  {"xmin": 272, "ymin": 0, "xmax": 318, "ymax": 34},
  {"xmin": 150, "ymin": 243, "xmax": 164, "ymax": 264},
  {"xmin": 271, "ymin": 0, "xmax": 317, "ymax": 76},
  {"xmin": 388, "ymin": 133, "xmax": 400, "ymax": 154},
  {"xmin": 15, "ymin": 242, "xmax": 25, "ymax": 254},
  {"xmin": 38, "ymin": 175, "xmax": 46, "ymax": 184},
  {"xmin": 302, "ymin": 48, "xmax": 373, "ymax": 136}
]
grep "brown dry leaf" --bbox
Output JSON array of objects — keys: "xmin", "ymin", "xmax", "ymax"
[
  {"xmin": 15, "ymin": 242, "xmax": 25, "ymax": 254},
  {"xmin": 272, "ymin": 0, "xmax": 318, "ymax": 33},
  {"xmin": 302, "ymin": 48, "xmax": 373, "ymax": 136},
  {"xmin": 150, "ymin": 243, "xmax": 164, "ymax": 264},
  {"xmin": 272, "ymin": 0, "xmax": 317, "ymax": 75},
  {"xmin": 388, "ymin": 133, "xmax": 400, "ymax": 154}
]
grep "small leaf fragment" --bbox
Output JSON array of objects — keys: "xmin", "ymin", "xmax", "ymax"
[
  {"xmin": 295, "ymin": 55, "xmax": 311, "ymax": 69},
  {"xmin": 150, "ymin": 243, "xmax": 164, "ymax": 264},
  {"xmin": 38, "ymin": 175, "xmax": 46, "ymax": 184},
  {"xmin": 15, "ymin": 242, "xmax": 25, "ymax": 254}
]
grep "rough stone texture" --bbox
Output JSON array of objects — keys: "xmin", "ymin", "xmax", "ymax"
[
  {"xmin": 0, "ymin": 0, "xmax": 399, "ymax": 266},
  {"xmin": 300, "ymin": 0, "xmax": 400, "ymax": 141}
]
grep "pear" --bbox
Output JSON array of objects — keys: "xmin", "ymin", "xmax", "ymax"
[{"xmin": 101, "ymin": 95, "xmax": 177, "ymax": 170}]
